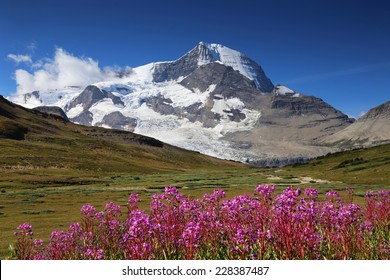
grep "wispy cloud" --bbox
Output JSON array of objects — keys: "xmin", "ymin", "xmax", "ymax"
[
  {"xmin": 281, "ymin": 62, "xmax": 390, "ymax": 85},
  {"xmin": 12, "ymin": 48, "xmax": 132, "ymax": 94},
  {"xmin": 27, "ymin": 42, "xmax": 37, "ymax": 52},
  {"xmin": 7, "ymin": 54, "xmax": 32, "ymax": 64}
]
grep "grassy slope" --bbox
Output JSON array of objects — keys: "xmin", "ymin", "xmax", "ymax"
[
  {"xmin": 289, "ymin": 143, "xmax": 390, "ymax": 186},
  {"xmin": 0, "ymin": 96, "xmax": 247, "ymax": 187}
]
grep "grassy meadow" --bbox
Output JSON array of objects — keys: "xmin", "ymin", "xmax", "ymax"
[
  {"xmin": 1, "ymin": 158, "xmax": 388, "ymax": 259},
  {"xmin": 1, "ymin": 97, "xmax": 389, "ymax": 259}
]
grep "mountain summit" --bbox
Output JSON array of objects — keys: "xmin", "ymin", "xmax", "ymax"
[
  {"xmin": 195, "ymin": 42, "xmax": 273, "ymax": 91},
  {"xmin": 10, "ymin": 42, "xmax": 355, "ymax": 166},
  {"xmin": 151, "ymin": 42, "xmax": 274, "ymax": 92}
]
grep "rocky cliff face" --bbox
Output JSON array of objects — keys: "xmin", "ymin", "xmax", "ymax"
[{"xmin": 33, "ymin": 106, "xmax": 69, "ymax": 121}]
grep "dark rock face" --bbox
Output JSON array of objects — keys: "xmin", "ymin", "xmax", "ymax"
[
  {"xmin": 152, "ymin": 45, "xmax": 202, "ymax": 83},
  {"xmin": 33, "ymin": 106, "xmax": 69, "ymax": 121},
  {"xmin": 71, "ymin": 111, "xmax": 93, "ymax": 126},
  {"xmin": 179, "ymin": 62, "xmax": 262, "ymax": 124},
  {"xmin": 237, "ymin": 56, "xmax": 274, "ymax": 92},
  {"xmin": 24, "ymin": 91, "xmax": 40, "ymax": 103},
  {"xmin": 96, "ymin": 111, "xmax": 137, "ymax": 131},
  {"xmin": 68, "ymin": 85, "xmax": 108, "ymax": 110},
  {"xmin": 67, "ymin": 85, "xmax": 124, "ymax": 112},
  {"xmin": 271, "ymin": 94, "xmax": 341, "ymax": 117},
  {"xmin": 184, "ymin": 103, "xmax": 219, "ymax": 128},
  {"xmin": 180, "ymin": 62, "xmax": 268, "ymax": 115},
  {"xmin": 145, "ymin": 95, "xmax": 178, "ymax": 116},
  {"xmin": 107, "ymin": 92, "xmax": 125, "ymax": 107},
  {"xmin": 180, "ymin": 62, "xmax": 257, "ymax": 92},
  {"xmin": 226, "ymin": 108, "xmax": 246, "ymax": 122}
]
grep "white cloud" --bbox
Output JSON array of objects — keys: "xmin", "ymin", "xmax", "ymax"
[
  {"xmin": 12, "ymin": 48, "xmax": 132, "ymax": 94},
  {"xmin": 7, "ymin": 54, "xmax": 32, "ymax": 64}
]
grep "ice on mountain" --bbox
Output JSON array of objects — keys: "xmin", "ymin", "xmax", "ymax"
[
  {"xmin": 275, "ymin": 85, "xmax": 295, "ymax": 95},
  {"xmin": 66, "ymin": 104, "xmax": 84, "ymax": 118}
]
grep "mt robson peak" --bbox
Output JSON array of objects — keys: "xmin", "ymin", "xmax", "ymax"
[
  {"xmin": 151, "ymin": 42, "xmax": 274, "ymax": 92},
  {"xmin": 10, "ymin": 42, "xmax": 355, "ymax": 166}
]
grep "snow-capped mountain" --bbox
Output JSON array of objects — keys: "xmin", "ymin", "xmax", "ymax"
[{"xmin": 10, "ymin": 42, "xmax": 354, "ymax": 166}]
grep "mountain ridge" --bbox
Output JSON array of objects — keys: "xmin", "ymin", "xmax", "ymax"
[{"xmin": 322, "ymin": 100, "xmax": 390, "ymax": 148}]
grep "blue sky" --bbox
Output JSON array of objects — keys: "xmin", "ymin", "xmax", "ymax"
[{"xmin": 1, "ymin": 0, "xmax": 389, "ymax": 118}]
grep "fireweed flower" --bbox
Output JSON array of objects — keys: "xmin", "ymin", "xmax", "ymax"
[
  {"xmin": 326, "ymin": 190, "xmax": 339, "ymax": 198},
  {"xmin": 80, "ymin": 204, "xmax": 96, "ymax": 217},
  {"xmin": 122, "ymin": 209, "xmax": 153, "ymax": 259},
  {"xmin": 203, "ymin": 189, "xmax": 226, "ymax": 203},
  {"xmin": 94, "ymin": 211, "xmax": 104, "ymax": 220},
  {"xmin": 103, "ymin": 202, "xmax": 121, "ymax": 219},
  {"xmin": 13, "ymin": 223, "xmax": 34, "ymax": 260},
  {"xmin": 274, "ymin": 186, "xmax": 300, "ymax": 212},
  {"xmin": 163, "ymin": 186, "xmax": 185, "ymax": 202},
  {"xmin": 338, "ymin": 204, "xmax": 362, "ymax": 225},
  {"xmin": 359, "ymin": 221, "xmax": 373, "ymax": 233},
  {"xmin": 69, "ymin": 223, "xmax": 82, "ymax": 234},
  {"xmin": 255, "ymin": 184, "xmax": 275, "ymax": 197},
  {"xmin": 182, "ymin": 221, "xmax": 201, "ymax": 246},
  {"xmin": 84, "ymin": 247, "xmax": 104, "ymax": 260},
  {"xmin": 378, "ymin": 190, "xmax": 390, "ymax": 198},
  {"xmin": 31, "ymin": 239, "xmax": 46, "ymax": 260},
  {"xmin": 127, "ymin": 193, "xmax": 140, "ymax": 213},
  {"xmin": 15, "ymin": 223, "xmax": 33, "ymax": 236},
  {"xmin": 366, "ymin": 190, "xmax": 376, "ymax": 198},
  {"xmin": 47, "ymin": 229, "xmax": 80, "ymax": 260},
  {"xmin": 304, "ymin": 187, "xmax": 318, "ymax": 199},
  {"xmin": 365, "ymin": 190, "xmax": 390, "ymax": 230},
  {"xmin": 33, "ymin": 239, "xmax": 43, "ymax": 246}
]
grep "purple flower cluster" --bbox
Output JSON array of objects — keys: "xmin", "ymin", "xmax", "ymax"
[{"xmin": 12, "ymin": 186, "xmax": 389, "ymax": 260}]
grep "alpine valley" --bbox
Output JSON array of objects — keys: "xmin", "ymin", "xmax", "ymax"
[{"xmin": 9, "ymin": 42, "xmax": 389, "ymax": 166}]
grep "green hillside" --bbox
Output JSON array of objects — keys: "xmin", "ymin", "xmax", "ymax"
[
  {"xmin": 0, "ymin": 95, "xmax": 247, "ymax": 189},
  {"xmin": 289, "ymin": 143, "xmax": 390, "ymax": 186}
]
